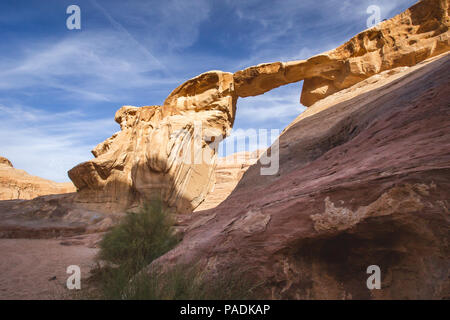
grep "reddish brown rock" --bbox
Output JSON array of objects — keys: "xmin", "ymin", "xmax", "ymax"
[
  {"xmin": 0, "ymin": 194, "xmax": 121, "ymax": 239},
  {"xmin": 152, "ymin": 53, "xmax": 450, "ymax": 299}
]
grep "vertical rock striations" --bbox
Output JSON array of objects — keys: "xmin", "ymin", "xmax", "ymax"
[{"xmin": 69, "ymin": 71, "xmax": 236, "ymax": 213}]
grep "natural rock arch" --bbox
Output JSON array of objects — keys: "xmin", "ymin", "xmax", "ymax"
[{"xmin": 68, "ymin": 0, "xmax": 449, "ymax": 213}]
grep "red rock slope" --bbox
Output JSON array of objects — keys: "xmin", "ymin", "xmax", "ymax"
[{"xmin": 154, "ymin": 52, "xmax": 450, "ymax": 299}]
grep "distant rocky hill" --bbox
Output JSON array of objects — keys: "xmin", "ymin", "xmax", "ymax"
[
  {"xmin": 0, "ymin": 157, "xmax": 75, "ymax": 201},
  {"xmin": 0, "ymin": 157, "xmax": 13, "ymax": 167}
]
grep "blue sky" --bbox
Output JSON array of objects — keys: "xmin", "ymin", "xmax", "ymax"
[{"xmin": 0, "ymin": 0, "xmax": 416, "ymax": 182}]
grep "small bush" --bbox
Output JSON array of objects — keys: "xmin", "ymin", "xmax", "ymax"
[
  {"xmin": 99, "ymin": 200, "xmax": 179, "ymax": 272},
  {"xmin": 96, "ymin": 200, "xmax": 180, "ymax": 299},
  {"xmin": 93, "ymin": 199, "xmax": 262, "ymax": 300},
  {"xmin": 123, "ymin": 265, "xmax": 263, "ymax": 300}
]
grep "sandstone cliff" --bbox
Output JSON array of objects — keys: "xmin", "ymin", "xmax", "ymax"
[{"xmin": 0, "ymin": 157, "xmax": 75, "ymax": 201}]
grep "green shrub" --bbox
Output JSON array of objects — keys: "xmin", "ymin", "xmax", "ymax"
[
  {"xmin": 99, "ymin": 200, "xmax": 179, "ymax": 272},
  {"xmin": 96, "ymin": 200, "xmax": 180, "ymax": 299},
  {"xmin": 94, "ymin": 199, "xmax": 262, "ymax": 300}
]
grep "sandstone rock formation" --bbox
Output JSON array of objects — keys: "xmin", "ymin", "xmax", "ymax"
[
  {"xmin": 233, "ymin": 0, "xmax": 450, "ymax": 106},
  {"xmin": 0, "ymin": 157, "xmax": 75, "ymax": 201},
  {"xmin": 0, "ymin": 194, "xmax": 120, "ymax": 238},
  {"xmin": 151, "ymin": 52, "xmax": 450, "ymax": 299},
  {"xmin": 67, "ymin": 0, "xmax": 449, "ymax": 215},
  {"xmin": 69, "ymin": 71, "xmax": 236, "ymax": 213},
  {"xmin": 195, "ymin": 150, "xmax": 262, "ymax": 211},
  {"xmin": 0, "ymin": 157, "xmax": 13, "ymax": 167}
]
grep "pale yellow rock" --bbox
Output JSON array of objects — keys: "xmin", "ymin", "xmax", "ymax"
[
  {"xmin": 287, "ymin": 51, "xmax": 449, "ymax": 129},
  {"xmin": 69, "ymin": 71, "xmax": 237, "ymax": 214},
  {"xmin": 233, "ymin": 0, "xmax": 450, "ymax": 106},
  {"xmin": 0, "ymin": 157, "xmax": 13, "ymax": 168},
  {"xmin": 195, "ymin": 150, "xmax": 263, "ymax": 211},
  {"xmin": 0, "ymin": 157, "xmax": 75, "ymax": 200}
]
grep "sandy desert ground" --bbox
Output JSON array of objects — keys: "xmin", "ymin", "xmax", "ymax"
[{"xmin": 0, "ymin": 237, "xmax": 99, "ymax": 299}]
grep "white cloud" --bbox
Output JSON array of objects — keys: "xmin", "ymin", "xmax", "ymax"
[
  {"xmin": 0, "ymin": 103, "xmax": 118, "ymax": 182},
  {"xmin": 0, "ymin": 31, "xmax": 182, "ymax": 102},
  {"xmin": 91, "ymin": 0, "xmax": 212, "ymax": 51}
]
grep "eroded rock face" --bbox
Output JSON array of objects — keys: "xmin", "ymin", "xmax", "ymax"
[
  {"xmin": 0, "ymin": 194, "xmax": 120, "ymax": 238},
  {"xmin": 194, "ymin": 150, "xmax": 262, "ymax": 211},
  {"xmin": 233, "ymin": 0, "xmax": 450, "ymax": 106},
  {"xmin": 69, "ymin": 71, "xmax": 237, "ymax": 213},
  {"xmin": 152, "ymin": 53, "xmax": 450, "ymax": 299},
  {"xmin": 0, "ymin": 157, "xmax": 13, "ymax": 168},
  {"xmin": 0, "ymin": 157, "xmax": 75, "ymax": 201}
]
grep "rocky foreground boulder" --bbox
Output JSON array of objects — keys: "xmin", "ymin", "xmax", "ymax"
[
  {"xmin": 0, "ymin": 157, "xmax": 75, "ymax": 201},
  {"xmin": 153, "ymin": 51, "xmax": 450, "ymax": 299}
]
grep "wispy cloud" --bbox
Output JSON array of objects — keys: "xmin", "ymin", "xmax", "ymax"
[
  {"xmin": 85, "ymin": 0, "xmax": 212, "ymax": 53},
  {"xmin": 0, "ymin": 31, "xmax": 181, "ymax": 102},
  {"xmin": 229, "ymin": 0, "xmax": 416, "ymax": 69},
  {"xmin": 0, "ymin": 103, "xmax": 118, "ymax": 182}
]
